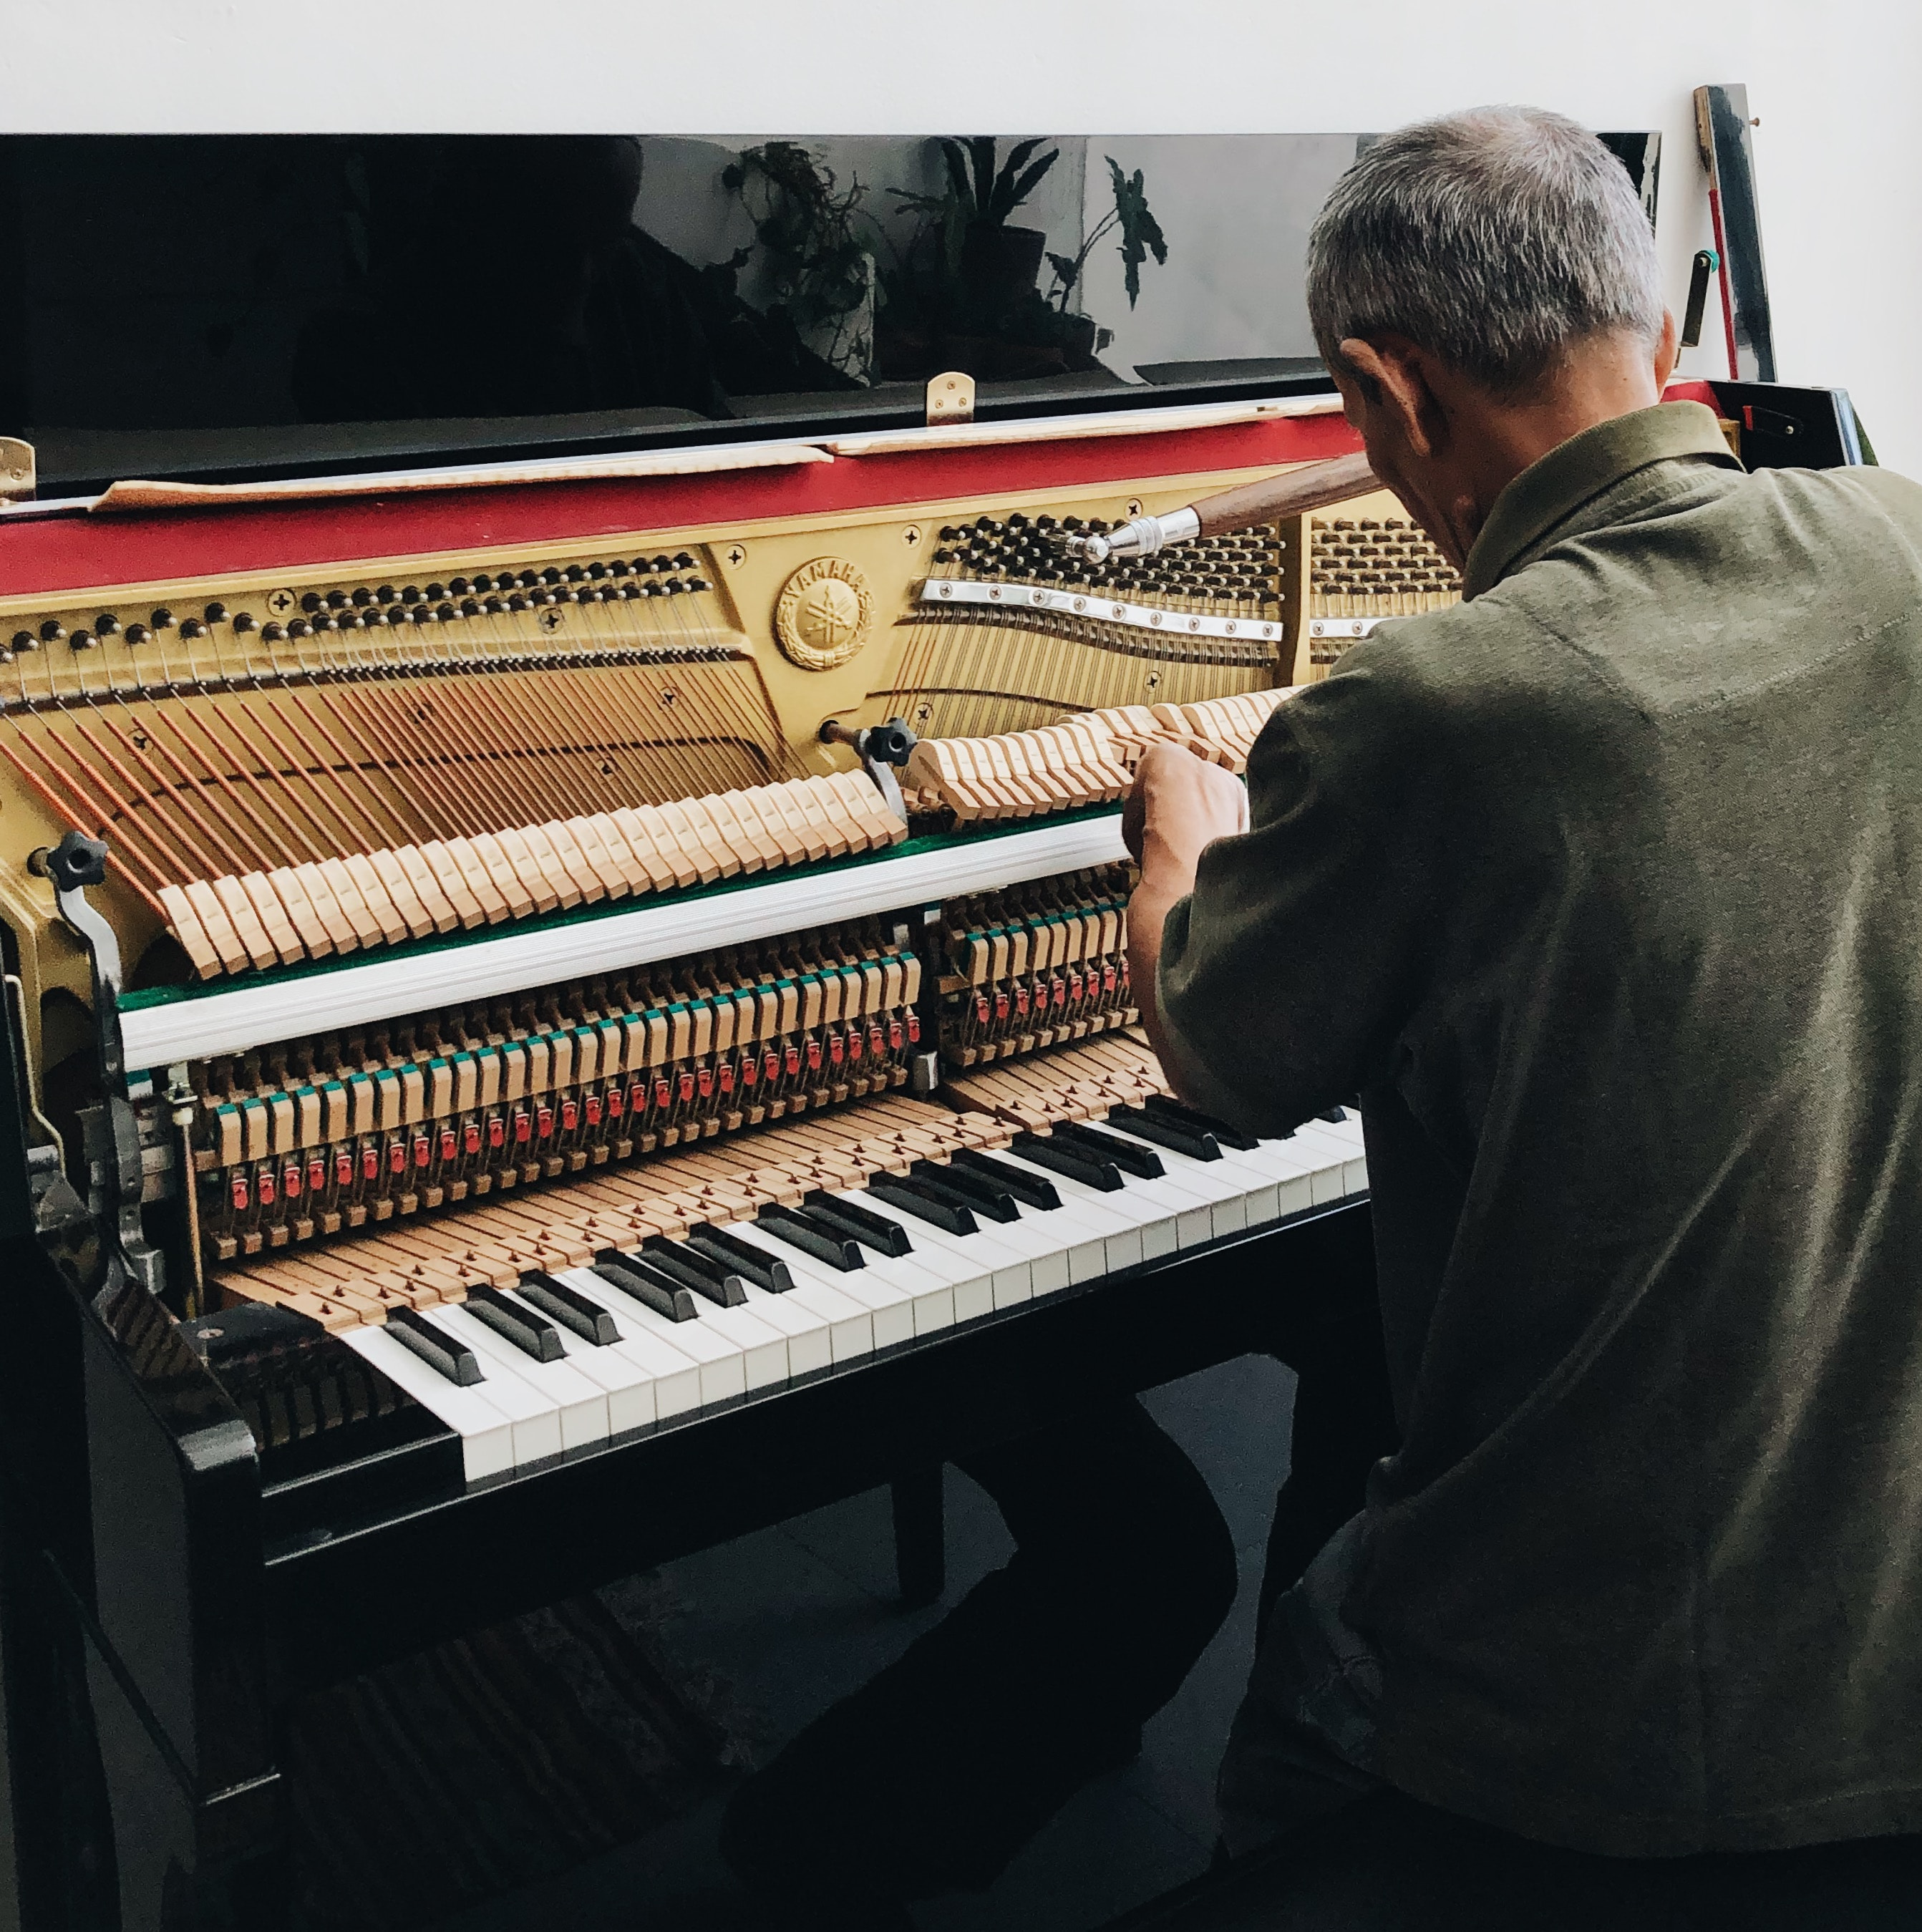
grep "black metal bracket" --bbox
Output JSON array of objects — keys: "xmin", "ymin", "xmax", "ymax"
[
  {"xmin": 40, "ymin": 832, "xmax": 165, "ymax": 1299},
  {"xmin": 818, "ymin": 715, "xmax": 920, "ymax": 822}
]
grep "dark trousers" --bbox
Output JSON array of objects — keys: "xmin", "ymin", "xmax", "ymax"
[
  {"xmin": 720, "ymin": 1281, "xmax": 1398, "ymax": 1910},
  {"xmin": 1253, "ymin": 1276, "xmax": 1399, "ymax": 1633},
  {"xmin": 720, "ymin": 1397, "xmax": 1239, "ymax": 1906}
]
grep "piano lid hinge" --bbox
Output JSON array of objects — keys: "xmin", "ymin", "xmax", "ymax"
[
  {"xmin": 925, "ymin": 372, "xmax": 975, "ymax": 427},
  {"xmin": 0, "ymin": 437, "xmax": 34, "ymax": 505}
]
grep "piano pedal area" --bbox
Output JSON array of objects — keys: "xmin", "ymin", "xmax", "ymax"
[{"xmin": 178, "ymin": 858, "xmax": 1367, "ymax": 1490}]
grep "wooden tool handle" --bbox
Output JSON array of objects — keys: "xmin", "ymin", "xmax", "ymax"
[{"xmin": 1190, "ymin": 450, "xmax": 1379, "ymax": 538}]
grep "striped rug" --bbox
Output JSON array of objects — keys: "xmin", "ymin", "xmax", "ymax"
[{"xmin": 285, "ymin": 1572, "xmax": 758, "ymax": 1931}]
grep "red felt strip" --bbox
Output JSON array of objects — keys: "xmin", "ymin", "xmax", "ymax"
[{"xmin": 0, "ymin": 414, "xmax": 1361, "ymax": 599}]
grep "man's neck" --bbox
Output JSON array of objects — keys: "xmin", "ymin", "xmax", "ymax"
[{"xmin": 1440, "ymin": 344, "xmax": 1668, "ymax": 555}]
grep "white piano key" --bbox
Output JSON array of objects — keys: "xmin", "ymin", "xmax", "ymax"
[
  {"xmin": 560, "ymin": 1269, "xmax": 746, "ymax": 1406},
  {"xmin": 688, "ymin": 1298, "xmax": 791, "ymax": 1391},
  {"xmin": 1291, "ymin": 1118, "xmax": 1370, "ymax": 1196},
  {"xmin": 986, "ymin": 1152, "xmax": 1153, "ymax": 1280},
  {"xmin": 731, "ymin": 1215, "xmax": 924, "ymax": 1346},
  {"xmin": 419, "ymin": 1304, "xmax": 603, "ymax": 1455},
  {"xmin": 1109, "ymin": 1122, "xmax": 1316, "ymax": 1232},
  {"xmin": 340, "ymin": 1324, "xmax": 515, "ymax": 1482},
  {"xmin": 495, "ymin": 1285, "xmax": 659, "ymax": 1435},
  {"xmin": 830, "ymin": 1189, "xmax": 1029, "ymax": 1318},
  {"xmin": 714, "ymin": 1223, "xmax": 877, "ymax": 1363},
  {"xmin": 1264, "ymin": 1127, "xmax": 1353, "ymax": 1206},
  {"xmin": 553, "ymin": 1268, "xmax": 707, "ymax": 1419},
  {"xmin": 391, "ymin": 1316, "xmax": 561, "ymax": 1468},
  {"xmin": 1012, "ymin": 1139, "xmax": 1242, "ymax": 1255},
  {"xmin": 737, "ymin": 1281, "xmax": 835, "ymax": 1377}
]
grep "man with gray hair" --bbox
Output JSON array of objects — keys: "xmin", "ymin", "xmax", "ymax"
[{"xmin": 1128, "ymin": 104, "xmax": 1922, "ymax": 1867}]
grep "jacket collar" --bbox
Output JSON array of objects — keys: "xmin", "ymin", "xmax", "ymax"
[{"xmin": 1461, "ymin": 401, "xmax": 1741, "ymax": 599}]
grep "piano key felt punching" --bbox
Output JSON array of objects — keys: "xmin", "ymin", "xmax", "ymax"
[
  {"xmin": 905, "ymin": 688, "xmax": 1291, "ymax": 825},
  {"xmin": 153, "ymin": 770, "xmax": 904, "ymax": 979},
  {"xmin": 189, "ymin": 916, "xmax": 926, "ymax": 1267}
]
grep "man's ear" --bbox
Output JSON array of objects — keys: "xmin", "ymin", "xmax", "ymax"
[
  {"xmin": 1653, "ymin": 309, "xmax": 1679, "ymax": 392},
  {"xmin": 1337, "ymin": 335, "xmax": 1443, "ymax": 460}
]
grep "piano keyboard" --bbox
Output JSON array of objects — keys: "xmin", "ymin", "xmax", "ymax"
[
  {"xmin": 339, "ymin": 1100, "xmax": 1369, "ymax": 1480},
  {"xmin": 210, "ymin": 1030, "xmax": 1367, "ymax": 1479}
]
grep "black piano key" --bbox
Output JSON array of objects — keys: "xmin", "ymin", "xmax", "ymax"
[
  {"xmin": 387, "ymin": 1308, "xmax": 485, "ymax": 1385},
  {"xmin": 909, "ymin": 1158, "xmax": 1019, "ymax": 1223},
  {"xmin": 1316, "ymin": 1105, "xmax": 1350, "ymax": 1123},
  {"xmin": 756, "ymin": 1204, "xmax": 865, "ymax": 1271},
  {"xmin": 592, "ymin": 1250, "xmax": 701, "ymax": 1321},
  {"xmin": 517, "ymin": 1271, "xmax": 619, "ymax": 1344},
  {"xmin": 639, "ymin": 1235, "xmax": 748, "ymax": 1309},
  {"xmin": 951, "ymin": 1147, "xmax": 1062, "ymax": 1210},
  {"xmin": 1140, "ymin": 1092, "xmax": 1263, "ymax": 1150},
  {"xmin": 865, "ymin": 1173, "xmax": 979, "ymax": 1236},
  {"xmin": 1106, "ymin": 1102, "xmax": 1223, "ymax": 1162},
  {"xmin": 1010, "ymin": 1130, "xmax": 1125, "ymax": 1192},
  {"xmin": 1053, "ymin": 1120, "xmax": 1165, "ymax": 1179},
  {"xmin": 800, "ymin": 1191, "xmax": 914, "ymax": 1257},
  {"xmin": 688, "ymin": 1222, "xmax": 795, "ymax": 1292},
  {"xmin": 462, "ymin": 1283, "xmax": 566, "ymax": 1361}
]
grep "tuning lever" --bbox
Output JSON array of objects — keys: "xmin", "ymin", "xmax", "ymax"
[{"xmin": 1059, "ymin": 449, "xmax": 1379, "ymax": 563}]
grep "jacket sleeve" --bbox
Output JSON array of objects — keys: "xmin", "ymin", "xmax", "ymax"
[{"xmin": 1155, "ymin": 658, "xmax": 1446, "ymax": 1135}]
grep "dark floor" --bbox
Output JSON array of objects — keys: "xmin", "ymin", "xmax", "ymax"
[{"xmin": 427, "ymin": 1352, "xmax": 1296, "ymax": 1932}]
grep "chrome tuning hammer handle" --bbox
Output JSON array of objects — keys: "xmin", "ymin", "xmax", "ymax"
[
  {"xmin": 1060, "ymin": 450, "xmax": 1379, "ymax": 564},
  {"xmin": 1065, "ymin": 506, "xmax": 1200, "ymax": 566}
]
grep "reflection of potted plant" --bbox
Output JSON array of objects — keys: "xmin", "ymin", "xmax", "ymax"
[
  {"xmin": 875, "ymin": 139, "xmax": 1169, "ymax": 383},
  {"xmin": 1044, "ymin": 155, "xmax": 1170, "ymax": 353},
  {"xmin": 722, "ymin": 141, "xmax": 878, "ymax": 383},
  {"xmin": 896, "ymin": 137, "xmax": 1060, "ymax": 314}
]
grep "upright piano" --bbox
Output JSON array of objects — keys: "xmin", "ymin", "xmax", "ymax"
[{"xmin": 0, "ymin": 135, "xmax": 1873, "ymax": 1932}]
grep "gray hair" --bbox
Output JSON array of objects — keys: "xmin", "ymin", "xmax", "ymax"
[{"xmin": 1306, "ymin": 107, "xmax": 1664, "ymax": 397}]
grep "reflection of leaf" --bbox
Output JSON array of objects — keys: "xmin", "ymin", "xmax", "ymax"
[
  {"xmin": 989, "ymin": 137, "xmax": 1056, "ymax": 223},
  {"xmin": 938, "ymin": 140, "xmax": 976, "ymax": 220},
  {"xmin": 967, "ymin": 136, "xmax": 998, "ymax": 215},
  {"xmin": 1105, "ymin": 156, "xmax": 1169, "ymax": 308}
]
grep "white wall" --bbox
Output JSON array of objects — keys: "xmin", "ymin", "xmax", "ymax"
[{"xmin": 4, "ymin": 0, "xmax": 1916, "ymax": 462}]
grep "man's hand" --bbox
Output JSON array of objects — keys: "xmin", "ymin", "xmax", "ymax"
[
  {"xmin": 1124, "ymin": 743, "xmax": 1250, "ymax": 1092},
  {"xmin": 1122, "ymin": 741, "xmax": 1251, "ymax": 875}
]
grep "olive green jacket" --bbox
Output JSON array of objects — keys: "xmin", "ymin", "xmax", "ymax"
[{"xmin": 1160, "ymin": 402, "xmax": 1922, "ymax": 1853}]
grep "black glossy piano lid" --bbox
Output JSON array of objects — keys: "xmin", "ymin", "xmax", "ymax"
[{"xmin": 0, "ymin": 131, "xmax": 1654, "ymax": 494}]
